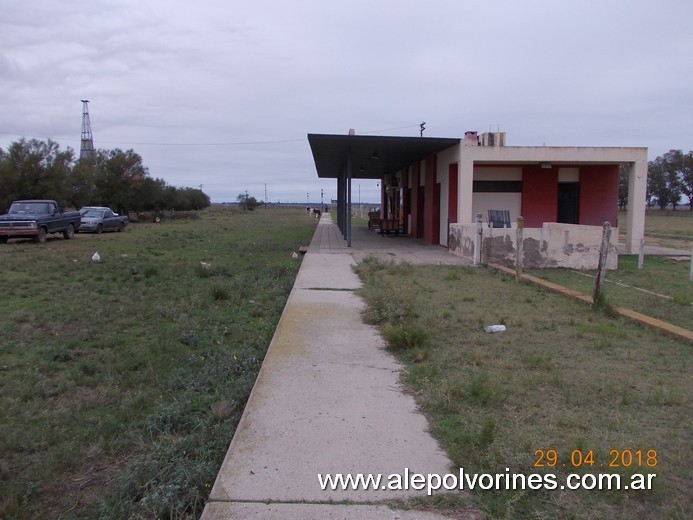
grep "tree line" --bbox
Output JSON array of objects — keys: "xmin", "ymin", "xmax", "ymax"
[
  {"xmin": 0, "ymin": 138, "xmax": 210, "ymax": 214},
  {"xmin": 619, "ymin": 149, "xmax": 693, "ymax": 210}
]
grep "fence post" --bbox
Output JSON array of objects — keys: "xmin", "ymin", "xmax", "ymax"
[
  {"xmin": 592, "ymin": 221, "xmax": 612, "ymax": 308},
  {"xmin": 474, "ymin": 213, "xmax": 482, "ymax": 266},
  {"xmin": 516, "ymin": 216, "xmax": 524, "ymax": 281},
  {"xmin": 638, "ymin": 238, "xmax": 645, "ymax": 270}
]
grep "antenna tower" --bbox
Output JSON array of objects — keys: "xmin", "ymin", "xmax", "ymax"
[{"xmin": 80, "ymin": 99, "xmax": 95, "ymax": 162}]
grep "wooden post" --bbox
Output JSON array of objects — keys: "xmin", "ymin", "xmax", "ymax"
[
  {"xmin": 689, "ymin": 243, "xmax": 693, "ymax": 282},
  {"xmin": 516, "ymin": 216, "xmax": 524, "ymax": 281},
  {"xmin": 638, "ymin": 238, "xmax": 644, "ymax": 270},
  {"xmin": 592, "ymin": 221, "xmax": 612, "ymax": 308},
  {"xmin": 474, "ymin": 213, "xmax": 482, "ymax": 266}
]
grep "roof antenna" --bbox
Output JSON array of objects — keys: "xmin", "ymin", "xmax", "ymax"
[{"xmin": 420, "ymin": 121, "xmax": 426, "ymax": 137}]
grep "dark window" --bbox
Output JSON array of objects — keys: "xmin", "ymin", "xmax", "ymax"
[{"xmin": 473, "ymin": 181, "xmax": 522, "ymax": 193}]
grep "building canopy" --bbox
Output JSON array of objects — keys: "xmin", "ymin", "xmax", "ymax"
[{"xmin": 307, "ymin": 134, "xmax": 459, "ymax": 180}]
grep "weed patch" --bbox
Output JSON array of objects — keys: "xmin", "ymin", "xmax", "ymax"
[
  {"xmin": 355, "ymin": 261, "xmax": 691, "ymax": 519},
  {"xmin": 382, "ymin": 324, "xmax": 429, "ymax": 351},
  {"xmin": 0, "ymin": 207, "xmax": 316, "ymax": 519}
]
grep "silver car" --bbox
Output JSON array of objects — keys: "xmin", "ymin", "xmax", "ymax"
[{"xmin": 79, "ymin": 208, "xmax": 129, "ymax": 233}]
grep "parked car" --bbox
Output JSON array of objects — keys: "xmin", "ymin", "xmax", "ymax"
[
  {"xmin": 79, "ymin": 206, "xmax": 120, "ymax": 216},
  {"xmin": 0, "ymin": 200, "xmax": 81, "ymax": 244},
  {"xmin": 79, "ymin": 208, "xmax": 129, "ymax": 233}
]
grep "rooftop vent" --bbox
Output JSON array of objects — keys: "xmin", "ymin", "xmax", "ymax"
[{"xmin": 481, "ymin": 132, "xmax": 506, "ymax": 147}]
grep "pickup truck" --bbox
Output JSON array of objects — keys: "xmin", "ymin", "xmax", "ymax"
[{"xmin": 0, "ymin": 200, "xmax": 81, "ymax": 244}]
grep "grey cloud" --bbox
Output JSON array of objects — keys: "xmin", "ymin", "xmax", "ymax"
[{"xmin": 1, "ymin": 0, "xmax": 692, "ymax": 202}]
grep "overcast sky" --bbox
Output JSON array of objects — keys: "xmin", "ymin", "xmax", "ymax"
[{"xmin": 1, "ymin": 0, "xmax": 691, "ymax": 204}]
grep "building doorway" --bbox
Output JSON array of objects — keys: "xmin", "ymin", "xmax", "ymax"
[{"xmin": 557, "ymin": 183, "xmax": 579, "ymax": 224}]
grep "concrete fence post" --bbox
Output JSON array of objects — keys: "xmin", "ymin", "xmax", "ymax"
[
  {"xmin": 638, "ymin": 238, "xmax": 645, "ymax": 270},
  {"xmin": 474, "ymin": 213, "xmax": 482, "ymax": 266},
  {"xmin": 516, "ymin": 216, "xmax": 524, "ymax": 281},
  {"xmin": 592, "ymin": 221, "xmax": 612, "ymax": 308}
]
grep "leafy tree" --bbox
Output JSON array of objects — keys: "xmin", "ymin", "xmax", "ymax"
[
  {"xmin": 67, "ymin": 160, "xmax": 98, "ymax": 209},
  {"xmin": 131, "ymin": 177, "xmax": 167, "ymax": 211},
  {"xmin": 0, "ymin": 138, "xmax": 211, "ymax": 214},
  {"xmin": 0, "ymin": 148, "xmax": 14, "ymax": 211},
  {"xmin": 94, "ymin": 148, "xmax": 148, "ymax": 214},
  {"xmin": 682, "ymin": 151, "xmax": 693, "ymax": 210},
  {"xmin": 177, "ymin": 188, "xmax": 210, "ymax": 210},
  {"xmin": 647, "ymin": 157, "xmax": 671, "ymax": 210},
  {"xmin": 0, "ymin": 138, "xmax": 75, "ymax": 208},
  {"xmin": 661, "ymin": 149, "xmax": 683, "ymax": 210},
  {"xmin": 237, "ymin": 192, "xmax": 258, "ymax": 211}
]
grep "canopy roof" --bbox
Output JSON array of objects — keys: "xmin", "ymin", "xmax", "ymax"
[{"xmin": 307, "ymin": 134, "xmax": 460, "ymax": 179}]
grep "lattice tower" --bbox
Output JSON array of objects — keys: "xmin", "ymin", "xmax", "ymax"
[{"xmin": 80, "ymin": 99, "xmax": 95, "ymax": 162}]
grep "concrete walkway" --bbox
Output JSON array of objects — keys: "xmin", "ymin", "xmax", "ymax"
[
  {"xmin": 201, "ymin": 215, "xmax": 473, "ymax": 519},
  {"xmin": 308, "ymin": 215, "xmax": 468, "ymax": 265}
]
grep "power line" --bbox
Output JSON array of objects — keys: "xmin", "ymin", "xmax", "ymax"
[
  {"xmin": 0, "ymin": 130, "xmax": 307, "ymax": 147},
  {"xmin": 0, "ymin": 122, "xmax": 423, "ymax": 148},
  {"xmin": 362, "ymin": 123, "xmax": 421, "ymax": 134}
]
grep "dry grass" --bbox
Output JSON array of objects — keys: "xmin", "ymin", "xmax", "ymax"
[
  {"xmin": 0, "ymin": 206, "xmax": 316, "ymax": 519},
  {"xmin": 355, "ymin": 258, "xmax": 691, "ymax": 519}
]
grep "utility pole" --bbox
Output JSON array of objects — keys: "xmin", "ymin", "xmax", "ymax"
[
  {"xmin": 80, "ymin": 100, "xmax": 95, "ymax": 162},
  {"xmin": 420, "ymin": 121, "xmax": 426, "ymax": 137},
  {"xmin": 321, "ymin": 188, "xmax": 324, "ymax": 209}
]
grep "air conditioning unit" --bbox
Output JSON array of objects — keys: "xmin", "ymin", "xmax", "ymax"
[{"xmin": 481, "ymin": 132, "xmax": 506, "ymax": 147}]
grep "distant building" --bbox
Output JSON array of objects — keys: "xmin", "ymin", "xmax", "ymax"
[{"xmin": 308, "ymin": 131, "xmax": 646, "ymax": 269}]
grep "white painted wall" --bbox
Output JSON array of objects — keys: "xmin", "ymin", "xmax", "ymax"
[
  {"xmin": 436, "ymin": 145, "xmax": 463, "ymax": 243},
  {"xmin": 454, "ymin": 145, "xmax": 647, "ymax": 249},
  {"xmin": 471, "ymin": 167, "xmax": 522, "ymax": 228},
  {"xmin": 437, "ymin": 160, "xmax": 449, "ymax": 246},
  {"xmin": 626, "ymin": 157, "xmax": 647, "ymax": 253},
  {"xmin": 431, "ymin": 143, "xmax": 646, "ymax": 252},
  {"xmin": 558, "ymin": 167, "xmax": 580, "ymax": 182},
  {"xmin": 449, "ymin": 222, "xmax": 619, "ymax": 269},
  {"xmin": 472, "ymin": 193, "xmax": 522, "ymax": 226}
]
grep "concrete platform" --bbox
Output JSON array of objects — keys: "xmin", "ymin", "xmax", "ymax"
[
  {"xmin": 308, "ymin": 214, "xmax": 468, "ymax": 265},
  {"xmin": 203, "ymin": 502, "xmax": 468, "ymax": 519},
  {"xmin": 202, "ymin": 215, "xmax": 474, "ymax": 519}
]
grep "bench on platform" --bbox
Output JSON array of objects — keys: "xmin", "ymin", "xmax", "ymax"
[
  {"xmin": 488, "ymin": 209, "xmax": 511, "ymax": 228},
  {"xmin": 379, "ymin": 219, "xmax": 403, "ymax": 236},
  {"xmin": 367, "ymin": 212, "xmax": 381, "ymax": 231}
]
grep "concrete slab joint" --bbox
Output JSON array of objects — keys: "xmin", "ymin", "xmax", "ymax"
[{"xmin": 202, "ymin": 215, "xmax": 471, "ymax": 519}]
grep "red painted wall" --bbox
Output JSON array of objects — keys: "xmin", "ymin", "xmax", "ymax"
[
  {"xmin": 401, "ymin": 166, "xmax": 409, "ymax": 234},
  {"xmin": 579, "ymin": 165, "xmax": 619, "ymax": 226},
  {"xmin": 521, "ymin": 166, "xmax": 558, "ymax": 227},
  {"xmin": 410, "ymin": 163, "xmax": 421, "ymax": 238},
  {"xmin": 424, "ymin": 156, "xmax": 438, "ymax": 244}
]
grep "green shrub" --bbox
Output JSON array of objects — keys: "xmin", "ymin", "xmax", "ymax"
[{"xmin": 382, "ymin": 324, "xmax": 429, "ymax": 351}]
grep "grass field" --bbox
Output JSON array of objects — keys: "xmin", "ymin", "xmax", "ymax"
[
  {"xmin": 355, "ymin": 258, "xmax": 691, "ymax": 519},
  {"xmin": 2, "ymin": 207, "xmax": 690, "ymax": 519},
  {"xmin": 0, "ymin": 207, "xmax": 316, "ymax": 519},
  {"xmin": 619, "ymin": 209, "xmax": 693, "ymax": 250},
  {"xmin": 535, "ymin": 211, "xmax": 693, "ymax": 331},
  {"xmin": 526, "ymin": 255, "xmax": 693, "ymax": 331}
]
